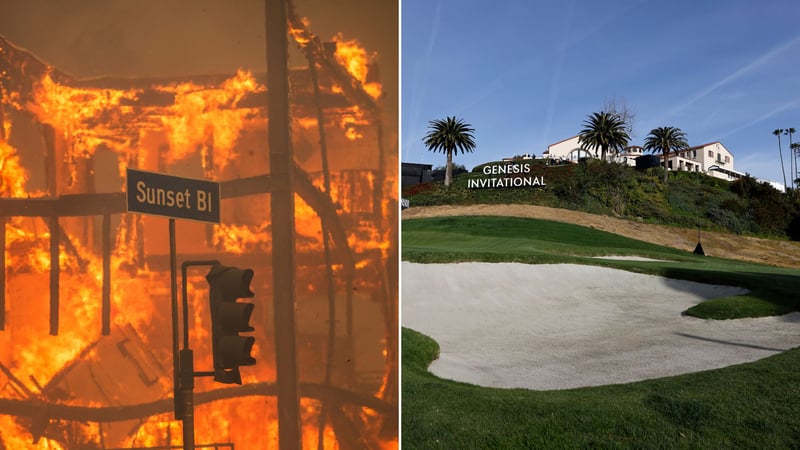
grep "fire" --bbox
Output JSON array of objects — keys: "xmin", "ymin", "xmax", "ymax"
[
  {"xmin": 332, "ymin": 34, "xmax": 382, "ymax": 100},
  {"xmin": 0, "ymin": 13, "xmax": 396, "ymax": 446},
  {"xmin": 32, "ymin": 73, "xmax": 140, "ymax": 166},
  {"xmin": 289, "ymin": 16, "xmax": 313, "ymax": 47},
  {"xmin": 214, "ymin": 222, "xmax": 271, "ymax": 255},
  {"xmin": 159, "ymin": 69, "xmax": 261, "ymax": 174},
  {"xmin": 0, "ymin": 138, "xmax": 36, "ymax": 197},
  {"xmin": 340, "ymin": 106, "xmax": 370, "ymax": 141},
  {"xmin": 288, "ymin": 15, "xmax": 383, "ymax": 102},
  {"xmin": 29, "ymin": 68, "xmax": 262, "ymax": 179}
]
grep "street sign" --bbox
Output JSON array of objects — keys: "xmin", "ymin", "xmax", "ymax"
[{"xmin": 126, "ymin": 168, "xmax": 220, "ymax": 223}]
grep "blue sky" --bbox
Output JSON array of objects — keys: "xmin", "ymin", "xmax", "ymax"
[{"xmin": 402, "ymin": 0, "xmax": 800, "ymax": 184}]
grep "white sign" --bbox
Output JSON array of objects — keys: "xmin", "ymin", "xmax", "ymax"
[{"xmin": 467, "ymin": 163, "xmax": 546, "ymax": 189}]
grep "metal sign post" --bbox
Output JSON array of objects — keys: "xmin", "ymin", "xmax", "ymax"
[{"xmin": 125, "ymin": 169, "xmax": 221, "ymax": 450}]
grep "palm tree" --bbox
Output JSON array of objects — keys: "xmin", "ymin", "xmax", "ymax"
[
  {"xmin": 785, "ymin": 128, "xmax": 796, "ymax": 190},
  {"xmin": 643, "ymin": 126, "xmax": 689, "ymax": 183},
  {"xmin": 773, "ymin": 129, "xmax": 786, "ymax": 191},
  {"xmin": 423, "ymin": 116, "xmax": 476, "ymax": 187},
  {"xmin": 792, "ymin": 142, "xmax": 800, "ymax": 189},
  {"xmin": 578, "ymin": 111, "xmax": 630, "ymax": 162},
  {"xmin": 789, "ymin": 142, "xmax": 800, "ymax": 186}
]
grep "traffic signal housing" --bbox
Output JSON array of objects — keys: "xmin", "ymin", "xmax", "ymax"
[{"xmin": 206, "ymin": 264, "xmax": 256, "ymax": 384}]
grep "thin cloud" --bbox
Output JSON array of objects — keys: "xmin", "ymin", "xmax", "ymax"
[
  {"xmin": 543, "ymin": 0, "xmax": 575, "ymax": 144},
  {"xmin": 719, "ymin": 96, "xmax": 800, "ymax": 139},
  {"xmin": 402, "ymin": 0, "xmax": 443, "ymax": 160},
  {"xmin": 662, "ymin": 33, "xmax": 800, "ymax": 121}
]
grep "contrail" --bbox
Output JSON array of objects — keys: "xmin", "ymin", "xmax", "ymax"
[
  {"xmin": 403, "ymin": 0, "xmax": 443, "ymax": 161},
  {"xmin": 662, "ymin": 33, "xmax": 800, "ymax": 122},
  {"xmin": 543, "ymin": 0, "xmax": 575, "ymax": 144},
  {"xmin": 719, "ymin": 96, "xmax": 800, "ymax": 139}
]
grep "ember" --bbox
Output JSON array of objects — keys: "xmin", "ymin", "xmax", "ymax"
[{"xmin": 0, "ymin": 1, "xmax": 398, "ymax": 449}]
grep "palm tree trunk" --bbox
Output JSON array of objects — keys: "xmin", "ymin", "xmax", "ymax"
[
  {"xmin": 445, "ymin": 149, "xmax": 453, "ymax": 187},
  {"xmin": 788, "ymin": 131, "xmax": 795, "ymax": 191},
  {"xmin": 777, "ymin": 133, "xmax": 787, "ymax": 191},
  {"xmin": 663, "ymin": 149, "xmax": 669, "ymax": 183}
]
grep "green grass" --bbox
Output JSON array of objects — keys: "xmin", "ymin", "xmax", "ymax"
[
  {"xmin": 402, "ymin": 161, "xmax": 800, "ymax": 239},
  {"xmin": 402, "ymin": 215, "xmax": 800, "ymax": 448},
  {"xmin": 403, "ymin": 328, "xmax": 800, "ymax": 449},
  {"xmin": 403, "ymin": 215, "xmax": 800, "ymax": 318}
]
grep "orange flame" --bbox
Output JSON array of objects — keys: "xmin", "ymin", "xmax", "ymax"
[
  {"xmin": 0, "ymin": 138, "xmax": 29, "ymax": 197},
  {"xmin": 1, "ymin": 28, "xmax": 396, "ymax": 447},
  {"xmin": 340, "ymin": 106, "xmax": 370, "ymax": 141},
  {"xmin": 158, "ymin": 69, "xmax": 261, "ymax": 175},
  {"xmin": 332, "ymin": 34, "xmax": 382, "ymax": 100}
]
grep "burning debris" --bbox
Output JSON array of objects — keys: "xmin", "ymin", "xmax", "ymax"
[{"xmin": 0, "ymin": 2, "xmax": 397, "ymax": 448}]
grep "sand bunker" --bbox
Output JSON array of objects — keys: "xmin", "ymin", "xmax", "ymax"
[{"xmin": 402, "ymin": 262, "xmax": 800, "ymax": 390}]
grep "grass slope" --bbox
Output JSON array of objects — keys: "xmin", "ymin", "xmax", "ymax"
[
  {"xmin": 403, "ymin": 328, "xmax": 800, "ymax": 449},
  {"xmin": 402, "ymin": 215, "xmax": 800, "ymax": 448},
  {"xmin": 403, "ymin": 216, "xmax": 800, "ymax": 318}
]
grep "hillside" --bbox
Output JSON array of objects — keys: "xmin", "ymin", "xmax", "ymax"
[{"xmin": 402, "ymin": 204, "xmax": 800, "ymax": 269}]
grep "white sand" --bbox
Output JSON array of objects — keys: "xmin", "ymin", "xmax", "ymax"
[{"xmin": 402, "ymin": 262, "xmax": 800, "ymax": 390}]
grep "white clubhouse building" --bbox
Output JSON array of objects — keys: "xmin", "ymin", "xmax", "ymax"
[{"xmin": 543, "ymin": 135, "xmax": 744, "ymax": 182}]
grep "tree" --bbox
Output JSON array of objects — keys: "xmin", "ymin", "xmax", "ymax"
[
  {"xmin": 773, "ymin": 129, "xmax": 787, "ymax": 192},
  {"xmin": 422, "ymin": 116, "xmax": 476, "ymax": 187},
  {"xmin": 578, "ymin": 111, "xmax": 630, "ymax": 162},
  {"xmin": 785, "ymin": 128, "xmax": 796, "ymax": 190},
  {"xmin": 602, "ymin": 96, "xmax": 636, "ymax": 137},
  {"xmin": 643, "ymin": 126, "xmax": 689, "ymax": 183},
  {"xmin": 792, "ymin": 142, "xmax": 800, "ymax": 188}
]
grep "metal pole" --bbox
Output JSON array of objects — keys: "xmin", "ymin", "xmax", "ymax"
[
  {"xmin": 266, "ymin": 0, "xmax": 302, "ymax": 447},
  {"xmin": 169, "ymin": 218, "xmax": 194, "ymax": 450},
  {"xmin": 170, "ymin": 218, "xmax": 180, "ymax": 419},
  {"xmin": 102, "ymin": 213, "xmax": 111, "ymax": 335}
]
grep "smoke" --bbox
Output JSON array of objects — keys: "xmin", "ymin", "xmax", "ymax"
[{"xmin": 0, "ymin": 0, "xmax": 397, "ymax": 85}]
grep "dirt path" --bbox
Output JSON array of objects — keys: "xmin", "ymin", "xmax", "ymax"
[{"xmin": 402, "ymin": 204, "xmax": 800, "ymax": 269}]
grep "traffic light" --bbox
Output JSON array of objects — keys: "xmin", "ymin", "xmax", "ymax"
[{"xmin": 206, "ymin": 264, "xmax": 256, "ymax": 384}]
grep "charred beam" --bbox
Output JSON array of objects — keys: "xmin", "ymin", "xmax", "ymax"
[
  {"xmin": 0, "ymin": 170, "xmax": 355, "ymax": 269},
  {"xmin": 287, "ymin": 5, "xmax": 380, "ymax": 120},
  {"xmin": 0, "ymin": 193, "xmax": 127, "ymax": 217},
  {"xmin": 0, "ymin": 216, "xmax": 4, "ymax": 330},
  {"xmin": 49, "ymin": 215, "xmax": 59, "ymax": 336},
  {"xmin": 0, "ymin": 382, "xmax": 394, "ymax": 423},
  {"xmin": 330, "ymin": 403, "xmax": 365, "ymax": 450},
  {"xmin": 267, "ymin": 0, "xmax": 303, "ymax": 447},
  {"xmin": 219, "ymin": 174, "xmax": 272, "ymax": 198},
  {"xmin": 0, "ymin": 36, "xmax": 72, "ymax": 101},
  {"xmin": 43, "ymin": 124, "xmax": 56, "ymax": 196},
  {"xmin": 102, "ymin": 214, "xmax": 111, "ymax": 335}
]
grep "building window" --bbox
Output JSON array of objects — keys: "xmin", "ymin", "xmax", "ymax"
[
  {"xmin": 725, "ymin": 155, "xmax": 730, "ymax": 163},
  {"xmin": 708, "ymin": 150, "xmax": 714, "ymax": 157}
]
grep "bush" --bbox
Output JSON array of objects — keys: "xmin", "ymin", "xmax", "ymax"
[{"xmin": 404, "ymin": 160, "xmax": 797, "ymax": 239}]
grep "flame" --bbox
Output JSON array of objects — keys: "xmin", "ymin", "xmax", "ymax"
[
  {"xmin": 296, "ymin": 117, "xmax": 318, "ymax": 130},
  {"xmin": 158, "ymin": 69, "xmax": 261, "ymax": 175},
  {"xmin": 290, "ymin": 16, "xmax": 313, "ymax": 47},
  {"xmin": 214, "ymin": 222, "xmax": 271, "ymax": 255},
  {"xmin": 332, "ymin": 34, "xmax": 382, "ymax": 100},
  {"xmin": 29, "ymin": 69, "xmax": 262, "ymax": 180},
  {"xmin": 340, "ymin": 106, "xmax": 370, "ymax": 141},
  {"xmin": 0, "ymin": 138, "xmax": 35, "ymax": 197},
  {"xmin": 0, "ymin": 26, "xmax": 396, "ymax": 447},
  {"xmin": 32, "ymin": 72, "xmax": 140, "ymax": 167}
]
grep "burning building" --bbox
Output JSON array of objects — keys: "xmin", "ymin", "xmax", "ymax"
[{"xmin": 0, "ymin": 1, "xmax": 398, "ymax": 448}]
